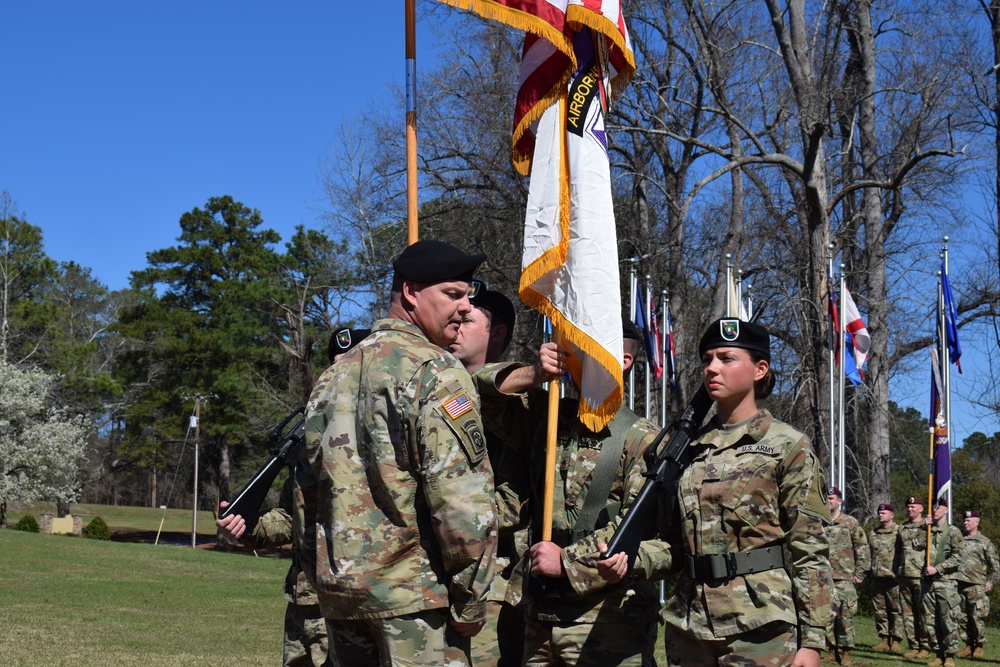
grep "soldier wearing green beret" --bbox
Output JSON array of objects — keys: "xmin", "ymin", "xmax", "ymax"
[{"xmin": 303, "ymin": 239, "xmax": 498, "ymax": 667}]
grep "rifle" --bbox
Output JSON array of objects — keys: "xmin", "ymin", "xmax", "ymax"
[
  {"xmin": 218, "ymin": 407, "xmax": 305, "ymax": 535},
  {"xmin": 603, "ymin": 308, "xmax": 765, "ymax": 569}
]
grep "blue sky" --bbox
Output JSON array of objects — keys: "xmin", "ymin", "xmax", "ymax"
[
  {"xmin": 3, "ymin": 2, "xmax": 997, "ymax": 451},
  {"xmin": 1, "ymin": 2, "xmax": 437, "ymax": 291}
]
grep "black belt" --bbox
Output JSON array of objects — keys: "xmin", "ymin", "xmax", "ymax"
[{"xmin": 684, "ymin": 545, "xmax": 785, "ymax": 582}]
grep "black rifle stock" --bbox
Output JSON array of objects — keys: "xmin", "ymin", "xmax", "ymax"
[
  {"xmin": 604, "ymin": 306, "xmax": 766, "ymax": 569},
  {"xmin": 218, "ymin": 407, "xmax": 305, "ymax": 535},
  {"xmin": 602, "ymin": 387, "xmax": 712, "ymax": 567}
]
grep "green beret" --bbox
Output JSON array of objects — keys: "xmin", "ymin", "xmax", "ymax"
[
  {"xmin": 698, "ymin": 318, "xmax": 770, "ymax": 359},
  {"xmin": 392, "ymin": 240, "xmax": 486, "ymax": 284}
]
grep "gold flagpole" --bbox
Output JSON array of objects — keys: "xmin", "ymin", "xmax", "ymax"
[{"xmin": 405, "ymin": 0, "xmax": 419, "ymax": 244}]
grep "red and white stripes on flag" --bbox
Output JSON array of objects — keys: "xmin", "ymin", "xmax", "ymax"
[
  {"xmin": 438, "ymin": 0, "xmax": 634, "ymax": 430},
  {"xmin": 841, "ymin": 285, "xmax": 871, "ymax": 374}
]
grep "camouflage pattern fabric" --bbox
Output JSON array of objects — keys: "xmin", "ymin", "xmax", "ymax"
[
  {"xmin": 282, "ymin": 602, "xmax": 327, "ymax": 667},
  {"xmin": 470, "ymin": 600, "xmax": 525, "ymax": 667},
  {"xmin": 474, "ymin": 367, "xmax": 667, "ymax": 664},
  {"xmin": 955, "ymin": 532, "xmax": 1000, "ymax": 648},
  {"xmin": 523, "ymin": 614, "xmax": 658, "ymax": 667},
  {"xmin": 825, "ymin": 512, "xmax": 869, "ymax": 648},
  {"xmin": 663, "ymin": 619, "xmax": 799, "ymax": 667},
  {"xmin": 302, "ymin": 318, "xmax": 497, "ymax": 634},
  {"xmin": 324, "ymin": 609, "xmax": 472, "ymax": 667},
  {"xmin": 922, "ymin": 524, "xmax": 964, "ymax": 656},
  {"xmin": 869, "ymin": 523, "xmax": 902, "ymax": 641},
  {"xmin": 896, "ymin": 519, "xmax": 929, "ymax": 650},
  {"xmin": 660, "ymin": 410, "xmax": 832, "ymax": 651}
]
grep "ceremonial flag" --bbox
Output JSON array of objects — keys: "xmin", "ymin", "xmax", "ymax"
[
  {"xmin": 442, "ymin": 0, "xmax": 634, "ymax": 430},
  {"xmin": 841, "ymin": 285, "xmax": 870, "ymax": 380},
  {"xmin": 663, "ymin": 300, "xmax": 677, "ymax": 389},
  {"xmin": 930, "ymin": 356, "xmax": 950, "ymax": 503},
  {"xmin": 828, "ymin": 290, "xmax": 863, "ymax": 386},
  {"xmin": 941, "ymin": 257, "xmax": 963, "ymax": 373},
  {"xmin": 647, "ymin": 294, "xmax": 664, "ymax": 380}
]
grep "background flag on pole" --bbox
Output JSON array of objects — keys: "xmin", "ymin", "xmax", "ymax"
[
  {"xmin": 841, "ymin": 285, "xmax": 870, "ymax": 381},
  {"xmin": 941, "ymin": 257, "xmax": 963, "ymax": 373},
  {"xmin": 440, "ymin": 0, "xmax": 634, "ymax": 430},
  {"xmin": 664, "ymin": 300, "xmax": 677, "ymax": 389},
  {"xmin": 828, "ymin": 290, "xmax": 862, "ymax": 385},
  {"xmin": 930, "ymin": 354, "xmax": 951, "ymax": 503},
  {"xmin": 647, "ymin": 293, "xmax": 663, "ymax": 380}
]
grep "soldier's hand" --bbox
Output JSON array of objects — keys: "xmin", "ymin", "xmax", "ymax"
[
  {"xmin": 530, "ymin": 541, "xmax": 566, "ymax": 578},
  {"xmin": 216, "ymin": 501, "xmax": 246, "ymax": 540},
  {"xmin": 925, "ymin": 565, "xmax": 938, "ymax": 577},
  {"xmin": 450, "ymin": 618, "xmax": 486, "ymax": 637},
  {"xmin": 596, "ymin": 543, "xmax": 628, "ymax": 583},
  {"xmin": 791, "ymin": 647, "xmax": 820, "ymax": 667},
  {"xmin": 534, "ymin": 342, "xmax": 568, "ymax": 383},
  {"xmin": 853, "ymin": 575, "xmax": 864, "ymax": 585}
]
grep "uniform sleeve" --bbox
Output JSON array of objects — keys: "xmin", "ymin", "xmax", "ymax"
[
  {"xmin": 779, "ymin": 438, "xmax": 832, "ymax": 650},
  {"xmin": 988, "ymin": 539, "xmax": 1000, "ymax": 587},
  {"xmin": 419, "ymin": 364, "xmax": 498, "ymax": 624},
  {"xmin": 561, "ymin": 423, "xmax": 675, "ymax": 594},
  {"xmin": 939, "ymin": 528, "xmax": 965, "ymax": 574},
  {"xmin": 853, "ymin": 520, "xmax": 871, "ymax": 579}
]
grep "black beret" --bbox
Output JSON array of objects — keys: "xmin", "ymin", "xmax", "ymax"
[
  {"xmin": 622, "ymin": 315, "xmax": 642, "ymax": 341},
  {"xmin": 827, "ymin": 486, "xmax": 842, "ymax": 498},
  {"xmin": 878, "ymin": 503, "xmax": 894, "ymax": 512},
  {"xmin": 906, "ymin": 496, "xmax": 924, "ymax": 506},
  {"xmin": 328, "ymin": 327, "xmax": 371, "ymax": 363},
  {"xmin": 698, "ymin": 318, "xmax": 770, "ymax": 359},
  {"xmin": 471, "ymin": 287, "xmax": 516, "ymax": 330},
  {"xmin": 392, "ymin": 240, "xmax": 486, "ymax": 284}
]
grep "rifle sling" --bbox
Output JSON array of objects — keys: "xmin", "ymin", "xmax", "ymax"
[
  {"xmin": 684, "ymin": 545, "xmax": 785, "ymax": 582},
  {"xmin": 570, "ymin": 410, "xmax": 639, "ymax": 544}
]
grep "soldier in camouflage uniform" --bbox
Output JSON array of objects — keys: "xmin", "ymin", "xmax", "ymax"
[
  {"xmin": 955, "ymin": 510, "xmax": 999, "ymax": 659},
  {"xmin": 898, "ymin": 496, "xmax": 931, "ymax": 659},
  {"xmin": 303, "ymin": 240, "xmax": 498, "ymax": 667},
  {"xmin": 923, "ymin": 497, "xmax": 964, "ymax": 667},
  {"xmin": 215, "ymin": 326, "xmax": 370, "ymax": 666},
  {"xmin": 474, "ymin": 318, "xmax": 665, "ymax": 666},
  {"xmin": 599, "ymin": 318, "xmax": 831, "ymax": 667},
  {"xmin": 450, "ymin": 283, "xmax": 528, "ymax": 667},
  {"xmin": 868, "ymin": 503, "xmax": 903, "ymax": 653},
  {"xmin": 822, "ymin": 487, "xmax": 870, "ymax": 665}
]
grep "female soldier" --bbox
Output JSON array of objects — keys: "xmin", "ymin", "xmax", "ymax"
[{"xmin": 600, "ymin": 318, "xmax": 831, "ymax": 667}]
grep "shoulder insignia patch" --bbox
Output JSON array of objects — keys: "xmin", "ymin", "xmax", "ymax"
[{"xmin": 443, "ymin": 391, "xmax": 474, "ymax": 420}]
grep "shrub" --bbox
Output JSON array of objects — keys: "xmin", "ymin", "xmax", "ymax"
[
  {"xmin": 13, "ymin": 514, "xmax": 39, "ymax": 533},
  {"xmin": 82, "ymin": 516, "xmax": 111, "ymax": 541}
]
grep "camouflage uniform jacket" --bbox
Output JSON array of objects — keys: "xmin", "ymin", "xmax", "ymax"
[
  {"xmin": 302, "ymin": 318, "xmax": 498, "ymax": 623},
  {"xmin": 869, "ymin": 523, "xmax": 899, "ymax": 580},
  {"xmin": 661, "ymin": 410, "xmax": 832, "ymax": 649},
  {"xmin": 474, "ymin": 366, "xmax": 668, "ymax": 624},
  {"xmin": 241, "ymin": 475, "xmax": 318, "ymax": 606},
  {"xmin": 927, "ymin": 524, "xmax": 964, "ymax": 578},
  {"xmin": 954, "ymin": 533, "xmax": 998, "ymax": 586},
  {"xmin": 826, "ymin": 512, "xmax": 871, "ymax": 581},
  {"xmin": 896, "ymin": 519, "xmax": 929, "ymax": 578}
]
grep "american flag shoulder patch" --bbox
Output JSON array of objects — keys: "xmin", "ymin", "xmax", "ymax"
[{"xmin": 443, "ymin": 391, "xmax": 474, "ymax": 420}]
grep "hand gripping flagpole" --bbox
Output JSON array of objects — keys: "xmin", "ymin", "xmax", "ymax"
[{"xmin": 405, "ymin": 0, "xmax": 419, "ymax": 244}]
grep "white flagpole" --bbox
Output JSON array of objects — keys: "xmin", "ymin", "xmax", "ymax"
[
  {"xmin": 644, "ymin": 275, "xmax": 652, "ymax": 420},
  {"xmin": 828, "ymin": 249, "xmax": 836, "ymax": 488},
  {"xmin": 838, "ymin": 265, "xmax": 847, "ymax": 494},
  {"xmin": 628, "ymin": 259, "xmax": 637, "ymax": 411},
  {"xmin": 725, "ymin": 254, "xmax": 734, "ymax": 317}
]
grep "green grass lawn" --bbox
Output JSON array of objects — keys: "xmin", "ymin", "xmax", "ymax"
[
  {"xmin": 0, "ymin": 529, "xmax": 287, "ymax": 666},
  {"xmin": 10, "ymin": 501, "xmax": 220, "ymax": 535}
]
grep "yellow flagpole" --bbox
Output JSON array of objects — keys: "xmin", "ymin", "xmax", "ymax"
[
  {"xmin": 405, "ymin": 0, "xmax": 419, "ymax": 244},
  {"xmin": 542, "ymin": 327, "xmax": 562, "ymax": 541}
]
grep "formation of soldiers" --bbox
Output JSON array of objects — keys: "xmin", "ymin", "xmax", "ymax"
[
  {"xmin": 215, "ymin": 240, "xmax": 998, "ymax": 667},
  {"xmin": 823, "ymin": 494, "xmax": 999, "ymax": 667}
]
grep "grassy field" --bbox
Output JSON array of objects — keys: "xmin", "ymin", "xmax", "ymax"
[
  {"xmin": 9, "ymin": 501, "xmax": 220, "ymax": 535},
  {"xmin": 0, "ymin": 529, "xmax": 287, "ymax": 666}
]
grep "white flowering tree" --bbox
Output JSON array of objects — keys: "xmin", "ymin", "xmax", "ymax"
[{"xmin": 0, "ymin": 359, "xmax": 87, "ymax": 527}]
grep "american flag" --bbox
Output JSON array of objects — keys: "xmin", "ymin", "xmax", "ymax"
[{"xmin": 443, "ymin": 392, "xmax": 474, "ymax": 419}]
